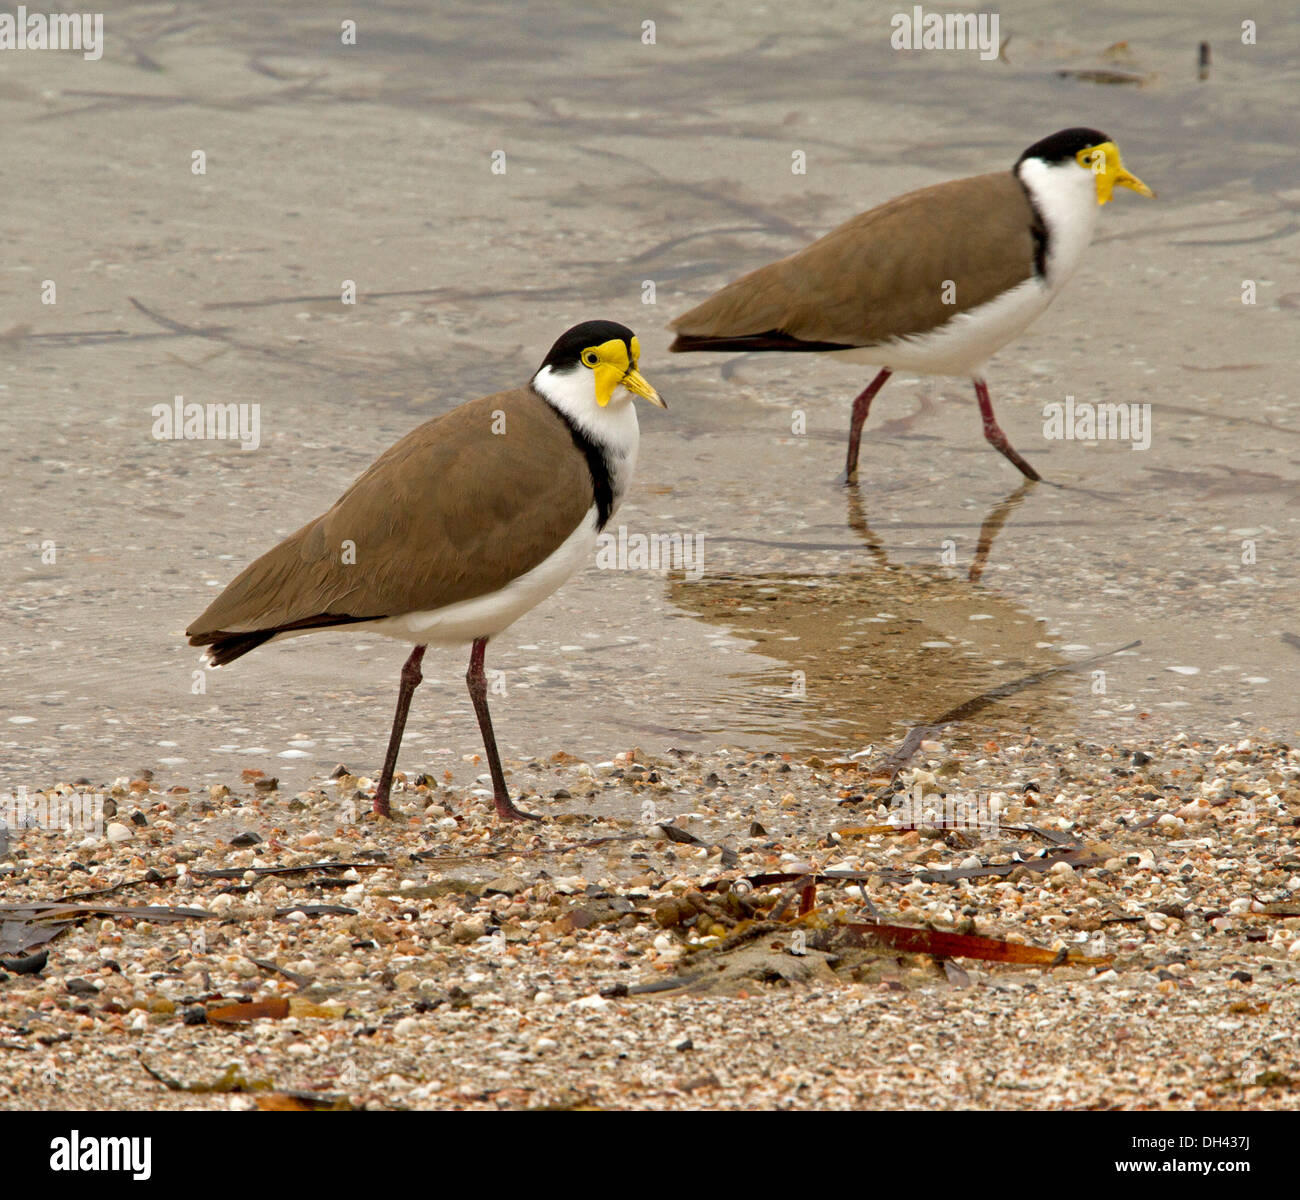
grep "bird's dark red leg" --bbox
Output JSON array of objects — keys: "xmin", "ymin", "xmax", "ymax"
[
  {"xmin": 974, "ymin": 377, "xmax": 1041, "ymax": 481},
  {"xmin": 373, "ymin": 644, "xmax": 426, "ymax": 817},
  {"xmin": 466, "ymin": 637, "xmax": 539, "ymax": 822},
  {"xmin": 845, "ymin": 369, "xmax": 892, "ymax": 483}
]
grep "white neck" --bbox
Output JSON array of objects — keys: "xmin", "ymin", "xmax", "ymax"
[
  {"xmin": 531, "ymin": 363, "xmax": 640, "ymax": 513},
  {"xmin": 1016, "ymin": 157, "xmax": 1099, "ymax": 290}
]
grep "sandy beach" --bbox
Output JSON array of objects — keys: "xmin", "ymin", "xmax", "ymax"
[{"xmin": 2, "ymin": 1, "xmax": 1298, "ymax": 1112}]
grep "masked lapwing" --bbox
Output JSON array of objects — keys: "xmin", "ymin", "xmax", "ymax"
[
  {"xmin": 187, "ymin": 321, "xmax": 665, "ymax": 821},
  {"xmin": 669, "ymin": 128, "xmax": 1153, "ymax": 482}
]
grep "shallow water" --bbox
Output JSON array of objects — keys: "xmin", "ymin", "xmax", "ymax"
[{"xmin": 3, "ymin": 0, "xmax": 1298, "ymax": 793}]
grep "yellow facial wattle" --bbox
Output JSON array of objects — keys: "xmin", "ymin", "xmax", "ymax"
[
  {"xmin": 584, "ymin": 336, "xmax": 666, "ymax": 408},
  {"xmin": 1077, "ymin": 141, "xmax": 1155, "ymax": 205}
]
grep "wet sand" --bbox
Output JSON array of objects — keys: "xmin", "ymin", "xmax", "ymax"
[{"xmin": 4, "ymin": 0, "xmax": 1298, "ymax": 788}]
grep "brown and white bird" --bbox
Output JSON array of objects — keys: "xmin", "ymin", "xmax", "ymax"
[
  {"xmin": 187, "ymin": 321, "xmax": 664, "ymax": 821},
  {"xmin": 669, "ymin": 128, "xmax": 1154, "ymax": 482}
]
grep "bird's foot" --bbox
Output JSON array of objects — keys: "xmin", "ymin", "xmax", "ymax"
[{"xmin": 495, "ymin": 794, "xmax": 542, "ymax": 823}]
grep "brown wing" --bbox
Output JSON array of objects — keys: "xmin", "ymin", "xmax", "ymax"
[
  {"xmin": 669, "ymin": 172, "xmax": 1039, "ymax": 350},
  {"xmin": 187, "ymin": 388, "xmax": 593, "ymax": 648}
]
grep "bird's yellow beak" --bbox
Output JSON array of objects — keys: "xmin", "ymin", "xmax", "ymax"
[
  {"xmin": 1080, "ymin": 141, "xmax": 1156, "ymax": 205},
  {"xmin": 590, "ymin": 336, "xmax": 667, "ymax": 408},
  {"xmin": 618, "ymin": 366, "xmax": 666, "ymax": 409}
]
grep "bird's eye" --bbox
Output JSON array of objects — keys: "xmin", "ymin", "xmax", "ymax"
[{"xmin": 582, "ymin": 350, "xmax": 598, "ymax": 367}]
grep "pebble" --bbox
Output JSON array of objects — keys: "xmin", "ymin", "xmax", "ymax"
[{"xmin": 451, "ymin": 917, "xmax": 487, "ymax": 944}]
